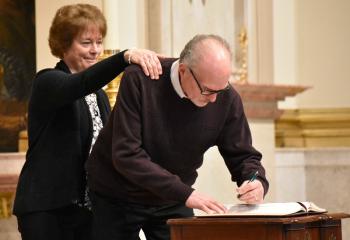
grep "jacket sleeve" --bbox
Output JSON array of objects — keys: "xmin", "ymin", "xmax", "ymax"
[{"xmin": 31, "ymin": 51, "xmax": 128, "ymax": 110}]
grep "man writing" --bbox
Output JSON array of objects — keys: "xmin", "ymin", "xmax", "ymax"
[{"xmin": 87, "ymin": 34, "xmax": 269, "ymax": 240}]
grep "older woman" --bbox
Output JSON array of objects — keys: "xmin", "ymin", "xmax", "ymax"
[{"xmin": 13, "ymin": 4, "xmax": 162, "ymax": 240}]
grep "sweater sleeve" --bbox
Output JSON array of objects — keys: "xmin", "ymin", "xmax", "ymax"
[
  {"xmin": 217, "ymin": 89, "xmax": 269, "ymax": 196},
  {"xmin": 32, "ymin": 50, "xmax": 128, "ymax": 110},
  {"xmin": 111, "ymin": 68, "xmax": 194, "ymax": 203}
]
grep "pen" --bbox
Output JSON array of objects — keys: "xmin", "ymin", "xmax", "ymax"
[
  {"xmin": 237, "ymin": 171, "xmax": 259, "ymax": 199},
  {"xmin": 248, "ymin": 170, "xmax": 258, "ymax": 182}
]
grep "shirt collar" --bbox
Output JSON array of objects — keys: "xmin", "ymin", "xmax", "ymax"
[{"xmin": 170, "ymin": 60, "xmax": 187, "ymax": 98}]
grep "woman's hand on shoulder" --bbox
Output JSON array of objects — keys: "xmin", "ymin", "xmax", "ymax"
[{"xmin": 124, "ymin": 49, "xmax": 164, "ymax": 79}]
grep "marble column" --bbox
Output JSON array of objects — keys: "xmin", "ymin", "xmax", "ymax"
[{"xmin": 102, "ymin": 0, "xmax": 119, "ymax": 50}]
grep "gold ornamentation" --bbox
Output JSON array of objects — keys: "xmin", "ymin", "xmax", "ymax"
[
  {"xmin": 234, "ymin": 27, "xmax": 248, "ymax": 83},
  {"xmin": 98, "ymin": 49, "xmax": 123, "ymax": 108},
  {"xmin": 0, "ymin": 174, "xmax": 19, "ymax": 218},
  {"xmin": 0, "ymin": 192, "xmax": 13, "ymax": 218},
  {"xmin": 275, "ymin": 108, "xmax": 350, "ymax": 148}
]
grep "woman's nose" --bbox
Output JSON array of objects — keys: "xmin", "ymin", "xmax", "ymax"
[{"xmin": 90, "ymin": 43, "xmax": 98, "ymax": 53}]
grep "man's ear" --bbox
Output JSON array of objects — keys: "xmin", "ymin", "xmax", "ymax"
[{"xmin": 178, "ymin": 63, "xmax": 186, "ymax": 77}]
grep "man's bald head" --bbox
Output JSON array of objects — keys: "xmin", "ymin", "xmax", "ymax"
[{"xmin": 179, "ymin": 34, "xmax": 232, "ymax": 69}]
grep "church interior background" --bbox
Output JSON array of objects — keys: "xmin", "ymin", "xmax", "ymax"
[{"xmin": 1, "ymin": 0, "xmax": 349, "ymax": 239}]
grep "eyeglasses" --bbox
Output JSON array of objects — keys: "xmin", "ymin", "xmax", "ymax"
[{"xmin": 189, "ymin": 67, "xmax": 230, "ymax": 96}]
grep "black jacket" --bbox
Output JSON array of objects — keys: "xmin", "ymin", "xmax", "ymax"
[{"xmin": 13, "ymin": 51, "xmax": 128, "ymax": 215}]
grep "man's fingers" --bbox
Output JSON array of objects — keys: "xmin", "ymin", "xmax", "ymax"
[
  {"xmin": 210, "ymin": 202, "xmax": 227, "ymax": 214},
  {"xmin": 185, "ymin": 190, "xmax": 227, "ymax": 214},
  {"xmin": 237, "ymin": 180, "xmax": 264, "ymax": 204},
  {"xmin": 201, "ymin": 200, "xmax": 227, "ymax": 214}
]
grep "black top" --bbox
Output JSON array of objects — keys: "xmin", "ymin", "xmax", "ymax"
[
  {"xmin": 13, "ymin": 51, "xmax": 128, "ymax": 216},
  {"xmin": 87, "ymin": 58, "xmax": 269, "ymax": 206}
]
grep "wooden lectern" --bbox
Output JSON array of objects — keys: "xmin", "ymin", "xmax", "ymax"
[{"xmin": 168, "ymin": 213, "xmax": 350, "ymax": 240}]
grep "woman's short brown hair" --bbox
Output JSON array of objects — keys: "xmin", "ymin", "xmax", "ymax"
[{"xmin": 48, "ymin": 4, "xmax": 107, "ymax": 59}]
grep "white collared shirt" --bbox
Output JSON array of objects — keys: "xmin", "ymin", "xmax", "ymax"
[{"xmin": 170, "ymin": 60, "xmax": 187, "ymax": 98}]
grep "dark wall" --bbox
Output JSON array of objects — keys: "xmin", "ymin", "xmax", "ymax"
[{"xmin": 0, "ymin": 0, "xmax": 35, "ymax": 152}]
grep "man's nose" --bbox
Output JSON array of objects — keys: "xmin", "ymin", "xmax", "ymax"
[{"xmin": 207, "ymin": 94, "xmax": 217, "ymax": 103}]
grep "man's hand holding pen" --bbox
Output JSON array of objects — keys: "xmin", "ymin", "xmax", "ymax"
[{"xmin": 236, "ymin": 171, "xmax": 264, "ymax": 204}]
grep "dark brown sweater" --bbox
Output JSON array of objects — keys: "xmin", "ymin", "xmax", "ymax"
[{"xmin": 87, "ymin": 58, "xmax": 269, "ymax": 206}]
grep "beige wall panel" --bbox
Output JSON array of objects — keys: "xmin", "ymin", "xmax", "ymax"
[
  {"xmin": 296, "ymin": 0, "xmax": 350, "ymax": 108},
  {"xmin": 171, "ymin": 0, "xmax": 236, "ymax": 57}
]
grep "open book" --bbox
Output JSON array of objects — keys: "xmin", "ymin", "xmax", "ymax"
[{"xmin": 197, "ymin": 202, "xmax": 327, "ymax": 217}]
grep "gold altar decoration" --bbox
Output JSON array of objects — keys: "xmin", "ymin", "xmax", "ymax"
[
  {"xmin": 98, "ymin": 49, "xmax": 123, "ymax": 108},
  {"xmin": 0, "ymin": 192, "xmax": 13, "ymax": 218},
  {"xmin": 275, "ymin": 108, "xmax": 350, "ymax": 148},
  {"xmin": 0, "ymin": 153, "xmax": 24, "ymax": 219},
  {"xmin": 0, "ymin": 175, "xmax": 17, "ymax": 218},
  {"xmin": 234, "ymin": 27, "xmax": 248, "ymax": 83}
]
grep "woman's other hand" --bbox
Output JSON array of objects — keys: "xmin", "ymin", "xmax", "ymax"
[{"xmin": 124, "ymin": 49, "xmax": 163, "ymax": 79}]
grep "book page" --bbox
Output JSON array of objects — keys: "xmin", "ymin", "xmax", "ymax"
[
  {"xmin": 299, "ymin": 202, "xmax": 327, "ymax": 213},
  {"xmin": 196, "ymin": 202, "xmax": 326, "ymax": 217}
]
